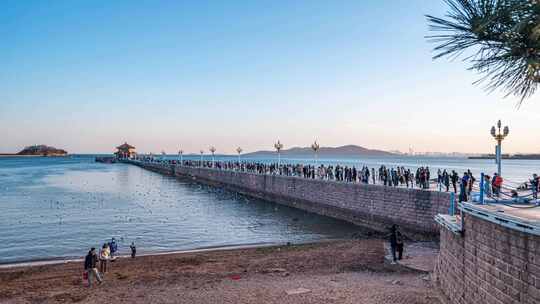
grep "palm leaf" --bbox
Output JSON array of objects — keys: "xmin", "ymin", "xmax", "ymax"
[{"xmin": 426, "ymin": 0, "xmax": 540, "ymax": 104}]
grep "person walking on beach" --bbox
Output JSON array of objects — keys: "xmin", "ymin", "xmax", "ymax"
[
  {"xmin": 130, "ymin": 242, "xmax": 137, "ymax": 258},
  {"xmin": 84, "ymin": 248, "xmax": 102, "ymax": 287}
]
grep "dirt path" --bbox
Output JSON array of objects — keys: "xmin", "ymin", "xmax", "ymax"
[{"xmin": 0, "ymin": 240, "xmax": 441, "ymax": 304}]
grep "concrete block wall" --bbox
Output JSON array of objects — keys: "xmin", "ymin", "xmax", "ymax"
[
  {"xmin": 133, "ymin": 162, "xmax": 451, "ymax": 236},
  {"xmin": 435, "ymin": 213, "xmax": 540, "ymax": 304}
]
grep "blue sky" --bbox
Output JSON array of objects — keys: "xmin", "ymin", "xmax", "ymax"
[{"xmin": 1, "ymin": 1, "xmax": 538, "ymax": 154}]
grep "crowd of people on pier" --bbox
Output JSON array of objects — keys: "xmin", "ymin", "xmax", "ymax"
[
  {"xmin": 136, "ymin": 157, "xmax": 477, "ymax": 194},
  {"xmin": 134, "ymin": 156, "xmax": 540, "ymax": 204}
]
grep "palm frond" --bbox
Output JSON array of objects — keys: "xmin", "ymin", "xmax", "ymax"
[{"xmin": 426, "ymin": 0, "xmax": 540, "ymax": 104}]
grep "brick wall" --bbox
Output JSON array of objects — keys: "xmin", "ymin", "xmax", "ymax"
[
  {"xmin": 133, "ymin": 162, "xmax": 451, "ymax": 236},
  {"xmin": 435, "ymin": 213, "xmax": 540, "ymax": 304}
]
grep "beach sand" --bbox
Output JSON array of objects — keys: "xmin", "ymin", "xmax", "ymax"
[{"xmin": 0, "ymin": 240, "xmax": 441, "ymax": 304}]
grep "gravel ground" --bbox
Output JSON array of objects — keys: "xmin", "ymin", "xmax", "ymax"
[{"xmin": 0, "ymin": 239, "xmax": 441, "ymax": 304}]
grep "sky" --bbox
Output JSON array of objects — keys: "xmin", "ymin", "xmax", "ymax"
[{"xmin": 1, "ymin": 0, "xmax": 539, "ymax": 155}]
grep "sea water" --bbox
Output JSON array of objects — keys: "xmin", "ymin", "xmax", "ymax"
[
  {"xmin": 0, "ymin": 156, "xmax": 358, "ymax": 264},
  {"xmin": 1, "ymin": 154, "xmax": 539, "ymax": 264}
]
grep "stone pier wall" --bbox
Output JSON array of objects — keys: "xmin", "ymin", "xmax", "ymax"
[
  {"xmin": 435, "ymin": 214, "xmax": 540, "ymax": 304},
  {"xmin": 131, "ymin": 161, "xmax": 451, "ymax": 236}
]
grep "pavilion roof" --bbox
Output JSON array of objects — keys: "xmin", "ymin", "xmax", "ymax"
[{"xmin": 116, "ymin": 142, "xmax": 135, "ymax": 150}]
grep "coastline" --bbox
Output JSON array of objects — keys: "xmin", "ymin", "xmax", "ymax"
[
  {"xmin": 0, "ymin": 240, "xmax": 303, "ymax": 269},
  {"xmin": 0, "ymin": 239, "xmax": 441, "ymax": 304}
]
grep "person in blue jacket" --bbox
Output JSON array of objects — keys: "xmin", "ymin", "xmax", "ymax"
[{"xmin": 109, "ymin": 237, "xmax": 118, "ymax": 258}]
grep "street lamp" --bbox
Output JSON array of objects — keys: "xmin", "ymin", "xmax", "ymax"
[
  {"xmin": 236, "ymin": 147, "xmax": 243, "ymax": 163},
  {"xmin": 178, "ymin": 150, "xmax": 183, "ymax": 164},
  {"xmin": 490, "ymin": 119, "xmax": 509, "ymax": 176},
  {"xmin": 311, "ymin": 140, "xmax": 320, "ymax": 166},
  {"xmin": 200, "ymin": 150, "xmax": 204, "ymax": 166},
  {"xmin": 209, "ymin": 146, "xmax": 216, "ymax": 166},
  {"xmin": 274, "ymin": 140, "xmax": 284, "ymax": 166}
]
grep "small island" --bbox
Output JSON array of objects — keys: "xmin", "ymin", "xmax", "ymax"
[{"xmin": 1, "ymin": 145, "xmax": 69, "ymax": 157}]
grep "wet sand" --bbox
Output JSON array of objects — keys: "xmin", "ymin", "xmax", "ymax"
[{"xmin": 0, "ymin": 240, "xmax": 441, "ymax": 304}]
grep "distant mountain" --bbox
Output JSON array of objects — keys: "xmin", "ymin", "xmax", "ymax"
[
  {"xmin": 243, "ymin": 145, "xmax": 396, "ymax": 158},
  {"xmin": 17, "ymin": 145, "xmax": 68, "ymax": 156}
]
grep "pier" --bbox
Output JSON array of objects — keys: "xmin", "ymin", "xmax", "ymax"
[{"xmin": 126, "ymin": 159, "xmax": 451, "ymax": 237}]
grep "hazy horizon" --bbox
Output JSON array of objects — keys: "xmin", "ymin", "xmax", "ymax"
[
  {"xmin": 0, "ymin": 143, "xmax": 529, "ymax": 156},
  {"xmin": 2, "ymin": 1, "xmax": 539, "ymax": 155}
]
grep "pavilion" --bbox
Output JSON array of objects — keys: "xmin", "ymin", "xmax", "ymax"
[{"xmin": 115, "ymin": 142, "xmax": 136, "ymax": 159}]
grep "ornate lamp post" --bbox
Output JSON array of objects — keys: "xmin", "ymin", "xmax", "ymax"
[
  {"xmin": 209, "ymin": 146, "xmax": 216, "ymax": 166},
  {"xmin": 490, "ymin": 120, "xmax": 509, "ymax": 176},
  {"xmin": 178, "ymin": 150, "xmax": 183, "ymax": 164},
  {"xmin": 311, "ymin": 140, "xmax": 320, "ymax": 166},
  {"xmin": 236, "ymin": 147, "xmax": 243, "ymax": 163},
  {"xmin": 200, "ymin": 150, "xmax": 204, "ymax": 166},
  {"xmin": 274, "ymin": 140, "xmax": 284, "ymax": 166}
]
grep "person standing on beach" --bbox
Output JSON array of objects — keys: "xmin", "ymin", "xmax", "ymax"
[
  {"xmin": 130, "ymin": 242, "xmax": 137, "ymax": 258},
  {"xmin": 396, "ymin": 230, "xmax": 404, "ymax": 261},
  {"xmin": 99, "ymin": 243, "xmax": 110, "ymax": 274},
  {"xmin": 84, "ymin": 248, "xmax": 102, "ymax": 287},
  {"xmin": 388, "ymin": 225, "xmax": 403, "ymax": 264},
  {"xmin": 109, "ymin": 238, "xmax": 118, "ymax": 258}
]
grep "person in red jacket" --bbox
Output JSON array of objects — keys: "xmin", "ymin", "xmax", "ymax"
[{"xmin": 492, "ymin": 173, "xmax": 503, "ymax": 197}]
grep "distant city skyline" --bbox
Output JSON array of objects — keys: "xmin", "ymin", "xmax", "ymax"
[{"xmin": 1, "ymin": 1, "xmax": 539, "ymax": 154}]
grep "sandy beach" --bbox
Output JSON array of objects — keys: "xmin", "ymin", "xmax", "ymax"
[{"xmin": 0, "ymin": 239, "xmax": 441, "ymax": 304}]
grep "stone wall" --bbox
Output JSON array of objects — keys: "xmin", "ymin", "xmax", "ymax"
[
  {"xmin": 435, "ymin": 213, "xmax": 540, "ymax": 304},
  {"xmin": 132, "ymin": 162, "xmax": 451, "ymax": 236}
]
